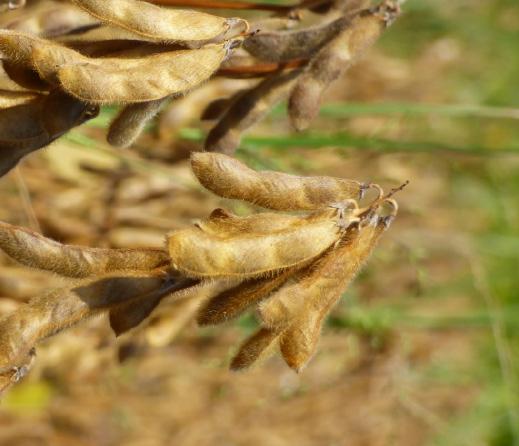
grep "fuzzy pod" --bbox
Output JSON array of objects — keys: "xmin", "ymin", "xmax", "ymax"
[
  {"xmin": 205, "ymin": 69, "xmax": 301, "ymax": 154},
  {"xmin": 57, "ymin": 43, "xmax": 233, "ymax": 104},
  {"xmin": 109, "ymin": 277, "xmax": 198, "ymax": 336},
  {"xmin": 0, "ymin": 91, "xmax": 98, "ymax": 177},
  {"xmin": 167, "ymin": 212, "xmax": 340, "ymax": 278},
  {"xmin": 197, "ymin": 267, "xmax": 296, "ymax": 326},
  {"xmin": 243, "ymin": 15, "xmax": 350, "ymax": 63},
  {"xmin": 288, "ymin": 1, "xmax": 401, "ymax": 130},
  {"xmin": 230, "ymin": 327, "xmax": 281, "ymax": 370},
  {"xmin": 0, "ymin": 220, "xmax": 169, "ymax": 278},
  {"xmin": 70, "ymin": 0, "xmax": 247, "ymax": 43},
  {"xmin": 107, "ymin": 97, "xmax": 169, "ymax": 147},
  {"xmin": 191, "ymin": 152, "xmax": 365, "ymax": 211},
  {"xmin": 278, "ymin": 216, "xmax": 393, "ymax": 371},
  {"xmin": 260, "ymin": 213, "xmax": 394, "ymax": 331}
]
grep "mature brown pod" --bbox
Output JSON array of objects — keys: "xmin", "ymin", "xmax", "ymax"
[
  {"xmin": 167, "ymin": 212, "xmax": 340, "ymax": 278},
  {"xmin": 243, "ymin": 15, "xmax": 350, "ymax": 63},
  {"xmin": 109, "ymin": 277, "xmax": 199, "ymax": 336},
  {"xmin": 200, "ymin": 96, "xmax": 233, "ymax": 121},
  {"xmin": 0, "ymin": 271, "xmax": 167, "ymax": 374},
  {"xmin": 70, "ymin": 0, "xmax": 247, "ymax": 43},
  {"xmin": 197, "ymin": 267, "xmax": 297, "ymax": 326},
  {"xmin": 0, "ymin": 91, "xmax": 98, "ymax": 177},
  {"xmin": 205, "ymin": 69, "xmax": 302, "ymax": 154},
  {"xmin": 230, "ymin": 327, "xmax": 280, "ymax": 370},
  {"xmin": 0, "ymin": 220, "xmax": 169, "ymax": 278},
  {"xmin": 58, "ymin": 43, "xmax": 232, "ymax": 104},
  {"xmin": 277, "ymin": 214, "xmax": 393, "ymax": 371},
  {"xmin": 191, "ymin": 152, "xmax": 365, "ymax": 211},
  {"xmin": 107, "ymin": 98, "xmax": 169, "ymax": 147},
  {"xmin": 288, "ymin": 1, "xmax": 401, "ymax": 130},
  {"xmin": 260, "ymin": 207, "xmax": 396, "ymax": 331}
]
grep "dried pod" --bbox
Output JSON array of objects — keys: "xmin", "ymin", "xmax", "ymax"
[
  {"xmin": 0, "ymin": 220, "xmax": 169, "ymax": 278},
  {"xmin": 197, "ymin": 267, "xmax": 296, "ymax": 326},
  {"xmin": 230, "ymin": 327, "xmax": 280, "ymax": 370},
  {"xmin": 278, "ymin": 215, "xmax": 393, "ymax": 371},
  {"xmin": 244, "ymin": 16, "xmax": 350, "ymax": 63},
  {"xmin": 0, "ymin": 271, "xmax": 168, "ymax": 374},
  {"xmin": 167, "ymin": 211, "xmax": 340, "ymax": 278},
  {"xmin": 288, "ymin": 1, "xmax": 401, "ymax": 130},
  {"xmin": 109, "ymin": 277, "xmax": 198, "ymax": 336},
  {"xmin": 0, "ymin": 91, "xmax": 99, "ymax": 177},
  {"xmin": 205, "ymin": 69, "xmax": 301, "ymax": 154},
  {"xmin": 39, "ymin": 89, "xmax": 98, "ymax": 135},
  {"xmin": 279, "ymin": 306, "xmax": 325, "ymax": 372},
  {"xmin": 191, "ymin": 152, "xmax": 365, "ymax": 211},
  {"xmin": 107, "ymin": 97, "xmax": 169, "ymax": 147},
  {"xmin": 32, "ymin": 37, "xmax": 181, "ymax": 86},
  {"xmin": 58, "ymin": 43, "xmax": 233, "ymax": 104},
  {"xmin": 260, "ymin": 211, "xmax": 394, "ymax": 330},
  {"xmin": 70, "ymin": 0, "xmax": 247, "ymax": 43},
  {"xmin": 200, "ymin": 96, "xmax": 234, "ymax": 121}
]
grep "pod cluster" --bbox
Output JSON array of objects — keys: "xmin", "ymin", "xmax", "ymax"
[
  {"xmin": 0, "ymin": 0, "xmax": 247, "ymax": 176},
  {"xmin": 0, "ymin": 0, "xmax": 401, "ymax": 176},
  {"xmin": 205, "ymin": 0, "xmax": 401, "ymax": 153},
  {"xmin": 0, "ymin": 152, "xmax": 405, "ymax": 394}
]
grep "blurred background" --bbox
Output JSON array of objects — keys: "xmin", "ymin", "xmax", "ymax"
[{"xmin": 0, "ymin": 0, "xmax": 518, "ymax": 445}]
